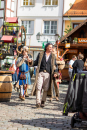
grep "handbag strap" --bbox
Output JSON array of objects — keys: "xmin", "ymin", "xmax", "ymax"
[{"xmin": 19, "ymin": 71, "xmax": 29, "ymax": 74}]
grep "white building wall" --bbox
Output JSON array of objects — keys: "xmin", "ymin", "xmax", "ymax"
[
  {"xmin": 64, "ymin": 0, "xmax": 75, "ymax": 14},
  {"xmin": 6, "ymin": 10, "xmax": 10, "ymax": 17},
  {"xmin": 0, "ymin": 1, "xmax": 4, "ymax": 27},
  {"xmin": 7, "ymin": 0, "xmax": 11, "ymax": 9},
  {"xmin": 6, "ymin": 0, "xmax": 15, "ymax": 17},
  {"xmin": 15, "ymin": 0, "xmax": 64, "ymax": 47}
]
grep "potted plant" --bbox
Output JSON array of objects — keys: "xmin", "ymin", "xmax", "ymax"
[{"xmin": 74, "ymin": 37, "xmax": 78, "ymax": 44}]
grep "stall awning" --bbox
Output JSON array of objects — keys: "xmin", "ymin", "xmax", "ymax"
[
  {"xmin": 1, "ymin": 35, "xmax": 14, "ymax": 43},
  {"xmin": 6, "ymin": 17, "xmax": 18, "ymax": 23}
]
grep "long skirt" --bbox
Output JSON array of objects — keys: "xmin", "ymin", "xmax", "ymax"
[{"xmin": 19, "ymin": 72, "xmax": 31, "ymax": 97}]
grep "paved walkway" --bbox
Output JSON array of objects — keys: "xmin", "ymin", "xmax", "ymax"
[{"xmin": 0, "ymin": 78, "xmax": 87, "ymax": 130}]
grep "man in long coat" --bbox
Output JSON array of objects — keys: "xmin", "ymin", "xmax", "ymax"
[{"xmin": 31, "ymin": 43, "xmax": 58, "ymax": 108}]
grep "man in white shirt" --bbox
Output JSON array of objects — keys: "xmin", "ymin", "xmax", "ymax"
[{"xmin": 68, "ymin": 55, "xmax": 77, "ymax": 78}]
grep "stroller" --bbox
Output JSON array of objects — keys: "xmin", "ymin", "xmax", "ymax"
[{"xmin": 63, "ymin": 72, "xmax": 87, "ymax": 128}]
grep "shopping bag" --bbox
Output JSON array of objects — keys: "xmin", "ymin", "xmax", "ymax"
[{"xmin": 9, "ymin": 66, "xmax": 15, "ymax": 74}]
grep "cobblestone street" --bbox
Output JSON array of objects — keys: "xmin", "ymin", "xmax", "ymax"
[{"xmin": 0, "ymin": 78, "xmax": 87, "ymax": 130}]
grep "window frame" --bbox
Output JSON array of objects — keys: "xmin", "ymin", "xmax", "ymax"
[
  {"xmin": 44, "ymin": 0, "xmax": 58, "ymax": 6},
  {"xmin": 21, "ymin": 20, "xmax": 34, "ymax": 34},
  {"xmin": 43, "ymin": 20, "xmax": 58, "ymax": 35},
  {"xmin": 22, "ymin": 0, "xmax": 35, "ymax": 6},
  {"xmin": 73, "ymin": 23, "xmax": 80, "ymax": 29}
]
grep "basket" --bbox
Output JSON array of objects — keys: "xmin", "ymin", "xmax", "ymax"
[{"xmin": 56, "ymin": 60, "xmax": 65, "ymax": 70}]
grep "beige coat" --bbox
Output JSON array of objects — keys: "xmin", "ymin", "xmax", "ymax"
[{"xmin": 31, "ymin": 51, "xmax": 58, "ymax": 98}]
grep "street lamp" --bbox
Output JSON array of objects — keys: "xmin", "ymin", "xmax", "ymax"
[
  {"xmin": 36, "ymin": 32, "xmax": 48, "ymax": 43},
  {"xmin": 55, "ymin": 34, "xmax": 59, "ymax": 41},
  {"xmin": 55, "ymin": 34, "xmax": 60, "ymax": 58},
  {"xmin": 36, "ymin": 32, "xmax": 40, "ymax": 40},
  {"xmin": 36, "ymin": 32, "xmax": 49, "ymax": 49}
]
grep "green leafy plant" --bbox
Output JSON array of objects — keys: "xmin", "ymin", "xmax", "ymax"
[
  {"xmin": 64, "ymin": 16, "xmax": 73, "ymax": 34},
  {"xmin": 14, "ymin": 38, "xmax": 17, "ymax": 43},
  {"xmin": 4, "ymin": 22, "xmax": 19, "ymax": 31},
  {"xmin": 74, "ymin": 37, "xmax": 78, "ymax": 43}
]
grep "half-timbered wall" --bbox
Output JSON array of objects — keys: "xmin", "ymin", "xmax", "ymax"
[
  {"xmin": 0, "ymin": 0, "xmax": 4, "ymax": 27},
  {"xmin": 6, "ymin": 0, "xmax": 14, "ymax": 18}
]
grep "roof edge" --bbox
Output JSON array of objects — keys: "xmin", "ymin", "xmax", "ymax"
[{"xmin": 63, "ymin": 0, "xmax": 76, "ymax": 16}]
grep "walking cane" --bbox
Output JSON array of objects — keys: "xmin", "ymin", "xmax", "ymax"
[
  {"xmin": 25, "ymin": 36, "xmax": 31, "ymax": 96},
  {"xmin": 56, "ymin": 40, "xmax": 61, "ymax": 92}
]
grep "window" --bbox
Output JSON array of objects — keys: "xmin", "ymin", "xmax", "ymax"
[
  {"xmin": 45, "ymin": 0, "xmax": 58, "ymax": 6},
  {"xmin": 73, "ymin": 23, "xmax": 79, "ymax": 29},
  {"xmin": 21, "ymin": 21, "xmax": 34, "ymax": 34},
  {"xmin": 23, "ymin": 0, "xmax": 35, "ymax": 6},
  {"xmin": 44, "ymin": 21, "xmax": 57, "ymax": 34}
]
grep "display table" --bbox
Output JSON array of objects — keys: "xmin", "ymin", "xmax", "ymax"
[
  {"xmin": 0, "ymin": 70, "xmax": 14, "ymax": 74},
  {"xmin": 0, "ymin": 71, "xmax": 13, "ymax": 102}
]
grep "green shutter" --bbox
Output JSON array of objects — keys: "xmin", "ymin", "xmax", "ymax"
[{"xmin": 42, "ymin": 42, "xmax": 45, "ymax": 49}]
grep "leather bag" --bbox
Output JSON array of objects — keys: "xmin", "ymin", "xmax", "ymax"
[{"xmin": 19, "ymin": 72, "xmax": 26, "ymax": 80}]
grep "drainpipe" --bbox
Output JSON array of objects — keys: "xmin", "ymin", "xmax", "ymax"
[
  {"xmin": 61, "ymin": 0, "xmax": 64, "ymax": 37},
  {"xmin": 16, "ymin": 0, "xmax": 18, "ymax": 17},
  {"xmin": 4, "ymin": 0, "xmax": 7, "ymax": 21}
]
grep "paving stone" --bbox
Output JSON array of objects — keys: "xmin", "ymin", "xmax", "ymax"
[
  {"xmin": 0, "ymin": 79, "xmax": 83, "ymax": 130},
  {"xmin": 18, "ymin": 128, "xmax": 28, "ymax": 130}
]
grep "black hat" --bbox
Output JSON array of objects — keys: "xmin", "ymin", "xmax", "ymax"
[{"xmin": 44, "ymin": 43, "xmax": 53, "ymax": 51}]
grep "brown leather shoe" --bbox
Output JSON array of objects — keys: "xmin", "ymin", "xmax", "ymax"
[
  {"xmin": 19, "ymin": 95, "xmax": 25, "ymax": 101},
  {"xmin": 50, "ymin": 98, "xmax": 52, "ymax": 102},
  {"xmin": 41, "ymin": 101, "xmax": 45, "ymax": 107},
  {"xmin": 56, "ymin": 97, "xmax": 59, "ymax": 101},
  {"xmin": 36, "ymin": 103, "xmax": 40, "ymax": 108},
  {"xmin": 21, "ymin": 96, "xmax": 25, "ymax": 101}
]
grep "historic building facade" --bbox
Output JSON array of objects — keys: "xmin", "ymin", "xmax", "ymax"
[
  {"xmin": 0, "ymin": 0, "xmax": 64, "ymax": 59},
  {"xmin": 0, "ymin": 0, "xmax": 15, "ymax": 27},
  {"xmin": 13, "ymin": 0, "xmax": 64, "ymax": 59},
  {"xmin": 63, "ymin": 0, "xmax": 87, "ymax": 35}
]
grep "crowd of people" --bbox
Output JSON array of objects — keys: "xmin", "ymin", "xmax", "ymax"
[
  {"xmin": 10, "ymin": 43, "xmax": 65, "ymax": 108},
  {"xmin": 68, "ymin": 53, "xmax": 86, "ymax": 78},
  {"xmin": 10, "ymin": 42, "xmax": 87, "ymax": 124},
  {"xmin": 11, "ymin": 42, "xmax": 87, "ymax": 110}
]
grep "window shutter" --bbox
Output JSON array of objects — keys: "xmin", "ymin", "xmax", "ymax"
[{"xmin": 31, "ymin": 21, "xmax": 34, "ymax": 34}]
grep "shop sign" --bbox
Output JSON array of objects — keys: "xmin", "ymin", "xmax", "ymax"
[
  {"xmin": 67, "ymin": 49, "xmax": 78, "ymax": 54},
  {"xmin": 65, "ymin": 43, "xmax": 70, "ymax": 48},
  {"xmin": 78, "ymin": 38, "xmax": 87, "ymax": 43}
]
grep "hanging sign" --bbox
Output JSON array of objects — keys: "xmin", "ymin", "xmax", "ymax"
[
  {"xmin": 67, "ymin": 49, "xmax": 78, "ymax": 54},
  {"xmin": 65, "ymin": 43, "xmax": 70, "ymax": 48},
  {"xmin": 78, "ymin": 38, "xmax": 87, "ymax": 43}
]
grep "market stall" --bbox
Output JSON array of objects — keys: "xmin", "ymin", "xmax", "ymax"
[
  {"xmin": 58, "ymin": 19, "xmax": 87, "ymax": 81},
  {"xmin": 0, "ymin": 17, "xmax": 26, "ymax": 101}
]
